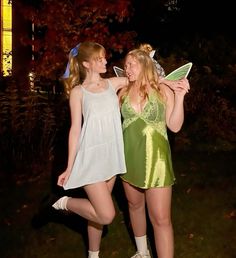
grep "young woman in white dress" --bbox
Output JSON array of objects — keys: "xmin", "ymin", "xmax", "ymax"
[{"xmin": 52, "ymin": 42, "xmax": 127, "ymax": 258}]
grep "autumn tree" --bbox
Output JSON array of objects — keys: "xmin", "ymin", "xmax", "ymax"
[{"xmin": 17, "ymin": 0, "xmax": 137, "ymax": 81}]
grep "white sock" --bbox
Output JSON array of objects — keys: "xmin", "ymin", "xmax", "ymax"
[
  {"xmin": 88, "ymin": 250, "xmax": 99, "ymax": 258},
  {"xmin": 135, "ymin": 235, "xmax": 149, "ymax": 255},
  {"xmin": 52, "ymin": 196, "xmax": 69, "ymax": 210}
]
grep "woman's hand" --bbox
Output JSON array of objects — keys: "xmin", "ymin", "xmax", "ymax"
[
  {"xmin": 57, "ymin": 169, "xmax": 71, "ymax": 187},
  {"xmin": 173, "ymin": 78, "xmax": 190, "ymax": 97},
  {"xmin": 160, "ymin": 78, "xmax": 190, "ymax": 93}
]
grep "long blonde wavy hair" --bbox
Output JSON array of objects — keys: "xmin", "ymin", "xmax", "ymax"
[
  {"xmin": 62, "ymin": 42, "xmax": 105, "ymax": 95},
  {"xmin": 120, "ymin": 49, "xmax": 162, "ymax": 102}
]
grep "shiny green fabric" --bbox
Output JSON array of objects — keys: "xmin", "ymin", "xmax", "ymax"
[{"xmin": 120, "ymin": 92, "xmax": 175, "ymax": 189}]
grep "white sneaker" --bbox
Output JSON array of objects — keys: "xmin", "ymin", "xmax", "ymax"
[
  {"xmin": 52, "ymin": 196, "xmax": 69, "ymax": 210},
  {"xmin": 131, "ymin": 250, "xmax": 151, "ymax": 258}
]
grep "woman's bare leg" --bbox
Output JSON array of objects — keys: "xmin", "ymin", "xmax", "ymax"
[
  {"xmin": 122, "ymin": 181, "xmax": 146, "ymax": 236},
  {"xmin": 66, "ymin": 178, "xmax": 116, "ymax": 225},
  {"xmin": 87, "ymin": 222, "xmax": 103, "ymax": 253},
  {"xmin": 87, "ymin": 177, "xmax": 116, "ymax": 251},
  {"xmin": 123, "ymin": 181, "xmax": 150, "ymax": 256},
  {"xmin": 146, "ymin": 187, "xmax": 173, "ymax": 258}
]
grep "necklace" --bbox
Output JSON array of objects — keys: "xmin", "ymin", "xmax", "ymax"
[
  {"xmin": 82, "ymin": 78, "xmax": 106, "ymax": 93},
  {"xmin": 84, "ymin": 78, "xmax": 103, "ymax": 87}
]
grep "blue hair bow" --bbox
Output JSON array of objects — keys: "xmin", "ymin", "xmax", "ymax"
[{"xmin": 62, "ymin": 43, "xmax": 80, "ymax": 78}]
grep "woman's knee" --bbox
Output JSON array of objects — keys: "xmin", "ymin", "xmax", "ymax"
[
  {"xmin": 128, "ymin": 199, "xmax": 145, "ymax": 212},
  {"xmin": 99, "ymin": 208, "xmax": 116, "ymax": 225},
  {"xmin": 151, "ymin": 214, "xmax": 172, "ymax": 227}
]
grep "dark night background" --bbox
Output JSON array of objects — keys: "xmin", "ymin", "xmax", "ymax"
[
  {"xmin": 0, "ymin": 1, "xmax": 235, "ymax": 258},
  {"xmin": 133, "ymin": 1, "xmax": 234, "ymax": 37},
  {"xmin": 131, "ymin": 0, "xmax": 235, "ymax": 54}
]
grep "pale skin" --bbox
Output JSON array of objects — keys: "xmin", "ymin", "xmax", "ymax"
[
  {"xmin": 57, "ymin": 53, "xmax": 127, "ymax": 251},
  {"xmin": 121, "ymin": 54, "xmax": 190, "ymax": 258}
]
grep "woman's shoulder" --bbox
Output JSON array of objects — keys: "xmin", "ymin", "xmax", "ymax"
[
  {"xmin": 159, "ymin": 83, "xmax": 174, "ymax": 104},
  {"xmin": 159, "ymin": 83, "xmax": 173, "ymax": 94},
  {"xmin": 71, "ymin": 85, "xmax": 82, "ymax": 92},
  {"xmin": 70, "ymin": 85, "xmax": 83, "ymax": 99}
]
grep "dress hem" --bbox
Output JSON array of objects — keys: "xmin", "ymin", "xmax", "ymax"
[
  {"xmin": 64, "ymin": 170, "xmax": 126, "ymax": 190},
  {"xmin": 120, "ymin": 177, "xmax": 176, "ymax": 189}
]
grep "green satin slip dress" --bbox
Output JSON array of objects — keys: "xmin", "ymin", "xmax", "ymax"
[{"xmin": 120, "ymin": 92, "xmax": 175, "ymax": 189}]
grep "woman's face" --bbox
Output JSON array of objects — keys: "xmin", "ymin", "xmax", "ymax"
[
  {"xmin": 124, "ymin": 55, "xmax": 141, "ymax": 82},
  {"xmin": 89, "ymin": 52, "xmax": 107, "ymax": 74}
]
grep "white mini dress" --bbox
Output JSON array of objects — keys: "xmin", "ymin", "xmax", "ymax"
[{"xmin": 64, "ymin": 79, "xmax": 126, "ymax": 190}]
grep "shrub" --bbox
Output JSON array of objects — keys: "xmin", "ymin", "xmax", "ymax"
[{"xmin": 0, "ymin": 80, "xmax": 69, "ymax": 182}]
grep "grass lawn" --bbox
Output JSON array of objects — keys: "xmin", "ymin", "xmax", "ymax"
[{"xmin": 0, "ymin": 150, "xmax": 235, "ymax": 258}]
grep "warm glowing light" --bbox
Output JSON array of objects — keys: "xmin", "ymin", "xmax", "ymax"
[{"xmin": 1, "ymin": 0, "xmax": 12, "ymax": 76}]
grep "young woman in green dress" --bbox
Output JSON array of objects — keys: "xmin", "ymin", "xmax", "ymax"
[{"xmin": 119, "ymin": 49, "xmax": 190, "ymax": 258}]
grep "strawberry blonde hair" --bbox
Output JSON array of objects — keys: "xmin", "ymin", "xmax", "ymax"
[{"xmin": 62, "ymin": 42, "xmax": 105, "ymax": 95}]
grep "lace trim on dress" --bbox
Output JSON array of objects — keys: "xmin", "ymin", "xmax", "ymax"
[{"xmin": 122, "ymin": 94, "xmax": 168, "ymax": 139}]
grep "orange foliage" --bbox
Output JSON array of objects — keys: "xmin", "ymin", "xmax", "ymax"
[{"xmin": 17, "ymin": 0, "xmax": 137, "ymax": 80}]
